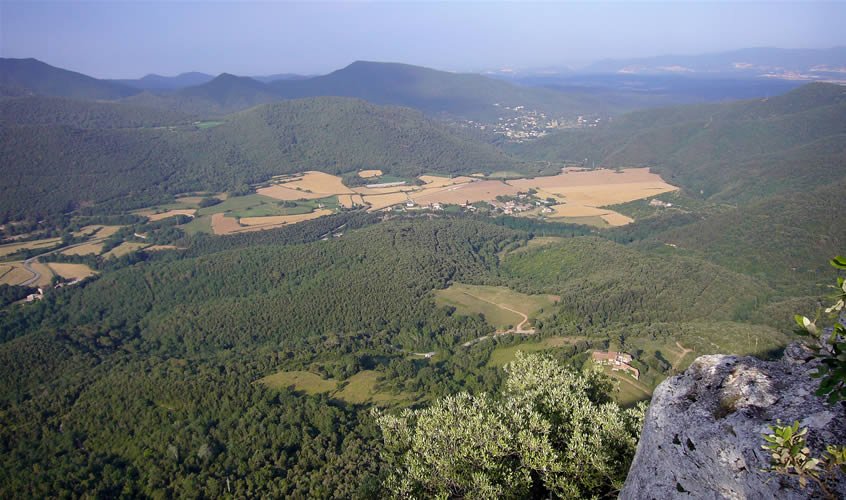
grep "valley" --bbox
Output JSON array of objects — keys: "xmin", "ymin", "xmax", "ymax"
[{"xmin": 0, "ymin": 47, "xmax": 844, "ymax": 498}]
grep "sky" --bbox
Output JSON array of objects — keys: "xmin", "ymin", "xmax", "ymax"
[{"xmin": 1, "ymin": 1, "xmax": 845, "ymax": 78}]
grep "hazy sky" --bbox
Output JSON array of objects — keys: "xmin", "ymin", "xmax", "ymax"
[{"xmin": 1, "ymin": 1, "xmax": 844, "ymax": 78}]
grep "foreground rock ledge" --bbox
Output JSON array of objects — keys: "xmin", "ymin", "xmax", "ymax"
[{"xmin": 621, "ymin": 344, "xmax": 845, "ymax": 499}]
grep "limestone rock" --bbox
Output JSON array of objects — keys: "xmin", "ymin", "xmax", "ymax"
[{"xmin": 621, "ymin": 344, "xmax": 845, "ymax": 499}]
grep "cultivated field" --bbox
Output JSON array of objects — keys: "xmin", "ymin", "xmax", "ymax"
[
  {"xmin": 360, "ymin": 192, "xmax": 411, "ymax": 210},
  {"xmin": 435, "ymin": 283, "xmax": 558, "ymax": 331},
  {"xmin": 418, "ymin": 175, "xmax": 475, "ymax": 188},
  {"xmin": 507, "ymin": 168, "xmax": 677, "ymax": 226},
  {"xmin": 358, "ymin": 169, "xmax": 383, "ymax": 178},
  {"xmin": 0, "ymin": 237, "xmax": 62, "ymax": 258},
  {"xmin": 62, "ymin": 241, "xmax": 105, "ymax": 256},
  {"xmin": 411, "ymin": 180, "xmax": 519, "ymax": 205},
  {"xmin": 210, "ymin": 213, "xmax": 243, "ymax": 235},
  {"xmin": 48, "ymin": 263, "xmax": 96, "ymax": 280},
  {"xmin": 238, "ymin": 210, "xmax": 334, "ymax": 227},
  {"xmin": 270, "ymin": 171, "xmax": 353, "ymax": 196},
  {"xmin": 28, "ymin": 261, "xmax": 54, "ymax": 287},
  {"xmin": 338, "ymin": 194, "xmax": 365, "ymax": 208},
  {"xmin": 0, "ymin": 263, "xmax": 33, "ymax": 286},
  {"xmin": 257, "ymin": 184, "xmax": 327, "ymax": 201}
]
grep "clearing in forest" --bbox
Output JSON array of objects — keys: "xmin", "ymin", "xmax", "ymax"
[
  {"xmin": 486, "ymin": 336, "xmax": 582, "ymax": 367},
  {"xmin": 103, "ymin": 242, "xmax": 148, "ymax": 258},
  {"xmin": 258, "ymin": 370, "xmax": 338, "ymax": 394},
  {"xmin": 435, "ymin": 283, "xmax": 558, "ymax": 331}
]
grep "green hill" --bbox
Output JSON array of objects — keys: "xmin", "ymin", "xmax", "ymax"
[
  {"xmin": 509, "ymin": 82, "xmax": 846, "ymax": 201},
  {"xmin": 0, "ymin": 96, "xmax": 519, "ymax": 219},
  {"xmin": 268, "ymin": 61, "xmax": 608, "ymax": 121},
  {"xmin": 0, "ymin": 95, "xmax": 191, "ymax": 128}
]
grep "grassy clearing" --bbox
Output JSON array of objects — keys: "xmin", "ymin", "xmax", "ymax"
[
  {"xmin": 103, "ymin": 242, "xmax": 148, "ymax": 258},
  {"xmin": 62, "ymin": 242, "xmax": 105, "ymax": 256},
  {"xmin": 258, "ymin": 370, "xmax": 338, "ymax": 394},
  {"xmin": 435, "ymin": 283, "xmax": 558, "ymax": 330},
  {"xmin": 181, "ymin": 216, "xmax": 213, "ymax": 235},
  {"xmin": 333, "ymin": 370, "xmax": 380, "ymax": 404},
  {"xmin": 605, "ymin": 368, "xmax": 653, "ymax": 407},
  {"xmin": 486, "ymin": 336, "xmax": 579, "ymax": 367},
  {"xmin": 196, "ymin": 194, "xmax": 278, "ymax": 217},
  {"xmin": 502, "ymin": 237, "xmax": 566, "ymax": 258}
]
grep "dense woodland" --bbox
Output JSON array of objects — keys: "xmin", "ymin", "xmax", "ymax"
[{"xmin": 1, "ymin": 59, "xmax": 844, "ymax": 497}]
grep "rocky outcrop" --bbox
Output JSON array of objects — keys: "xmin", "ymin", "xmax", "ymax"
[{"xmin": 621, "ymin": 343, "xmax": 845, "ymax": 499}]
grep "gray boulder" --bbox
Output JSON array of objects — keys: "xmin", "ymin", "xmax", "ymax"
[{"xmin": 621, "ymin": 343, "xmax": 845, "ymax": 499}]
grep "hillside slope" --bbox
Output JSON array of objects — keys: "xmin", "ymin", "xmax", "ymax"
[
  {"xmin": 509, "ymin": 83, "xmax": 846, "ymax": 201},
  {"xmin": 0, "ymin": 58, "xmax": 138, "ymax": 100},
  {"xmin": 268, "ymin": 61, "xmax": 606, "ymax": 120},
  {"xmin": 0, "ymin": 96, "xmax": 519, "ymax": 218}
]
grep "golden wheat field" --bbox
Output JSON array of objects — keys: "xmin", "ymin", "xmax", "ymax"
[
  {"xmin": 0, "ymin": 264, "xmax": 32, "ymax": 286},
  {"xmin": 62, "ymin": 242, "xmax": 105, "ymax": 256},
  {"xmin": 361, "ymin": 192, "xmax": 411, "ymax": 211},
  {"xmin": 411, "ymin": 180, "xmax": 519, "ymax": 205},
  {"xmin": 0, "ymin": 237, "xmax": 61, "ymax": 258},
  {"xmin": 338, "ymin": 194, "xmax": 365, "ymax": 208},
  {"xmin": 47, "ymin": 263, "xmax": 97, "ymax": 280}
]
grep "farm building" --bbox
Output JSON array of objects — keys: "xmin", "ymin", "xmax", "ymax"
[{"xmin": 592, "ymin": 350, "xmax": 640, "ymax": 380}]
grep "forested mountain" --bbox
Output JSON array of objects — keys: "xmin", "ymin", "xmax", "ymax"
[
  {"xmin": 0, "ymin": 95, "xmax": 191, "ymax": 128},
  {"xmin": 110, "ymin": 71, "xmax": 215, "ymax": 91},
  {"xmin": 640, "ymin": 181, "xmax": 846, "ymax": 293},
  {"xmin": 0, "ymin": 213, "xmax": 804, "ymax": 497},
  {"xmin": 0, "ymin": 58, "xmax": 138, "ymax": 100},
  {"xmin": 0, "ymin": 96, "xmax": 518, "ymax": 219},
  {"xmin": 509, "ymin": 82, "xmax": 846, "ymax": 201},
  {"xmin": 268, "ymin": 61, "xmax": 607, "ymax": 120}
]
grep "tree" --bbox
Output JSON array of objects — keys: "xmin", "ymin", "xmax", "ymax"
[{"xmin": 374, "ymin": 352, "xmax": 645, "ymax": 499}]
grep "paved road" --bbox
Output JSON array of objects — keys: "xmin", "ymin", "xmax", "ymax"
[{"xmin": 17, "ymin": 237, "xmax": 109, "ymax": 287}]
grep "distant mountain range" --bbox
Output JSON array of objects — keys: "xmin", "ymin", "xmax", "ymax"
[
  {"xmin": 0, "ymin": 58, "xmax": 137, "ymax": 100},
  {"xmin": 581, "ymin": 46, "xmax": 846, "ymax": 81},
  {"xmin": 7, "ymin": 52, "xmax": 843, "ymax": 123}
]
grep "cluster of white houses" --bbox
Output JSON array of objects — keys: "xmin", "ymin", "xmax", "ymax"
[{"xmin": 591, "ymin": 350, "xmax": 640, "ymax": 380}]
